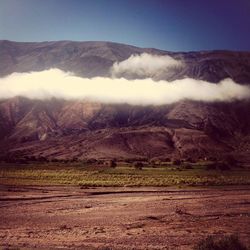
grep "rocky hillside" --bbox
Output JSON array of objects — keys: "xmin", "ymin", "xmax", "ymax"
[
  {"xmin": 1, "ymin": 97, "xmax": 250, "ymax": 162},
  {"xmin": 1, "ymin": 40, "xmax": 250, "ymax": 83}
]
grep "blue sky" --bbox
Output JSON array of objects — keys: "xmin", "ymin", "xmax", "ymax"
[{"xmin": 0, "ymin": 0, "xmax": 250, "ymax": 51}]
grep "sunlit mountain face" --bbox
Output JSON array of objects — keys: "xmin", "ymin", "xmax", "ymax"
[{"xmin": 0, "ymin": 40, "xmax": 250, "ymax": 162}]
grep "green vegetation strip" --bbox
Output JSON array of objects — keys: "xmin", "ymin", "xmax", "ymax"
[{"xmin": 0, "ymin": 163, "xmax": 249, "ymax": 186}]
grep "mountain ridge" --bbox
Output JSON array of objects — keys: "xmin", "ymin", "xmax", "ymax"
[
  {"xmin": 1, "ymin": 40, "xmax": 250, "ymax": 83},
  {"xmin": 2, "ymin": 39, "xmax": 250, "ymax": 53}
]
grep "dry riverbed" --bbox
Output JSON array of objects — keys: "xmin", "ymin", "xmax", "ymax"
[{"xmin": 0, "ymin": 185, "xmax": 249, "ymax": 249}]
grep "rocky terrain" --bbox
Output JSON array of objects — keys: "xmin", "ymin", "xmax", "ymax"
[
  {"xmin": 0, "ymin": 185, "xmax": 249, "ymax": 249},
  {"xmin": 0, "ymin": 40, "xmax": 250, "ymax": 162}
]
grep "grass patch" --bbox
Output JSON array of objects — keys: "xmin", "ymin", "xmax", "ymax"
[{"xmin": 0, "ymin": 162, "xmax": 249, "ymax": 187}]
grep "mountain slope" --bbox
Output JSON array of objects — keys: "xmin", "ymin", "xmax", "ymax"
[
  {"xmin": 0, "ymin": 97, "xmax": 250, "ymax": 162},
  {"xmin": 1, "ymin": 40, "xmax": 250, "ymax": 83},
  {"xmin": 0, "ymin": 41, "xmax": 250, "ymax": 162}
]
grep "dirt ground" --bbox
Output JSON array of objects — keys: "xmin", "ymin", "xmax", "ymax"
[{"xmin": 0, "ymin": 185, "xmax": 249, "ymax": 250}]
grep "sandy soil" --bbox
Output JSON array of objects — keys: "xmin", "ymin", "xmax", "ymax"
[{"xmin": 0, "ymin": 185, "xmax": 249, "ymax": 250}]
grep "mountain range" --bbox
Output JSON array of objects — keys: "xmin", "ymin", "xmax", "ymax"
[{"xmin": 0, "ymin": 40, "xmax": 250, "ymax": 162}]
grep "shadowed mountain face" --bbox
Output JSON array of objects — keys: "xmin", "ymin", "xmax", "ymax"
[{"xmin": 0, "ymin": 40, "xmax": 250, "ymax": 162}]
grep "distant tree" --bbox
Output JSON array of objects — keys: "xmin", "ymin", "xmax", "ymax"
[
  {"xmin": 16, "ymin": 158, "xmax": 28, "ymax": 164},
  {"xmin": 108, "ymin": 159, "xmax": 117, "ymax": 168},
  {"xmin": 208, "ymin": 156, "xmax": 217, "ymax": 162},
  {"xmin": 72, "ymin": 157, "xmax": 78, "ymax": 162},
  {"xmin": 133, "ymin": 161, "xmax": 144, "ymax": 170},
  {"xmin": 224, "ymin": 155, "xmax": 239, "ymax": 168},
  {"xmin": 51, "ymin": 158, "xmax": 59, "ymax": 162},
  {"xmin": 164, "ymin": 157, "xmax": 171, "ymax": 162},
  {"xmin": 205, "ymin": 161, "xmax": 231, "ymax": 171},
  {"xmin": 86, "ymin": 158, "xmax": 97, "ymax": 164},
  {"xmin": 37, "ymin": 156, "xmax": 48, "ymax": 162},
  {"xmin": 217, "ymin": 162, "xmax": 231, "ymax": 171},
  {"xmin": 186, "ymin": 157, "xmax": 196, "ymax": 163},
  {"xmin": 172, "ymin": 159, "xmax": 181, "ymax": 166},
  {"xmin": 183, "ymin": 164, "xmax": 193, "ymax": 169},
  {"xmin": 205, "ymin": 163, "xmax": 217, "ymax": 170}
]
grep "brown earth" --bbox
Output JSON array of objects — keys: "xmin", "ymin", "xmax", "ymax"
[
  {"xmin": 0, "ymin": 185, "xmax": 249, "ymax": 249},
  {"xmin": 1, "ymin": 97, "xmax": 250, "ymax": 162}
]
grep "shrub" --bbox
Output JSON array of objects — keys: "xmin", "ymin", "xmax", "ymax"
[
  {"xmin": 208, "ymin": 157, "xmax": 218, "ymax": 162},
  {"xmin": 133, "ymin": 161, "xmax": 144, "ymax": 170},
  {"xmin": 183, "ymin": 164, "xmax": 193, "ymax": 169},
  {"xmin": 205, "ymin": 163, "xmax": 217, "ymax": 170},
  {"xmin": 163, "ymin": 157, "xmax": 171, "ymax": 162},
  {"xmin": 224, "ymin": 155, "xmax": 239, "ymax": 168},
  {"xmin": 205, "ymin": 161, "xmax": 231, "ymax": 171},
  {"xmin": 108, "ymin": 160, "xmax": 117, "ymax": 168},
  {"xmin": 172, "ymin": 159, "xmax": 181, "ymax": 166},
  {"xmin": 217, "ymin": 162, "xmax": 231, "ymax": 171},
  {"xmin": 72, "ymin": 157, "xmax": 78, "ymax": 162},
  {"xmin": 86, "ymin": 158, "xmax": 97, "ymax": 164},
  {"xmin": 186, "ymin": 157, "xmax": 196, "ymax": 163},
  {"xmin": 97, "ymin": 159, "xmax": 104, "ymax": 165},
  {"xmin": 25, "ymin": 155, "xmax": 37, "ymax": 162},
  {"xmin": 193, "ymin": 234, "xmax": 247, "ymax": 250},
  {"xmin": 15, "ymin": 158, "xmax": 29, "ymax": 164},
  {"xmin": 51, "ymin": 158, "xmax": 59, "ymax": 162}
]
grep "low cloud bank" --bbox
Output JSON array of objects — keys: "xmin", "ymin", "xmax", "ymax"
[
  {"xmin": 111, "ymin": 53, "xmax": 183, "ymax": 78},
  {"xmin": 0, "ymin": 69, "xmax": 250, "ymax": 105}
]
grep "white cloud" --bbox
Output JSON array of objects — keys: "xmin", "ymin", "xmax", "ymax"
[
  {"xmin": 0, "ymin": 69, "xmax": 249, "ymax": 105},
  {"xmin": 111, "ymin": 53, "xmax": 183, "ymax": 78}
]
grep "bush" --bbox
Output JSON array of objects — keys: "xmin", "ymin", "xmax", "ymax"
[
  {"xmin": 133, "ymin": 161, "xmax": 144, "ymax": 170},
  {"xmin": 163, "ymin": 157, "xmax": 171, "ymax": 162},
  {"xmin": 205, "ymin": 162, "xmax": 231, "ymax": 171},
  {"xmin": 172, "ymin": 159, "xmax": 181, "ymax": 166},
  {"xmin": 193, "ymin": 234, "xmax": 247, "ymax": 250},
  {"xmin": 86, "ymin": 158, "xmax": 97, "ymax": 164},
  {"xmin": 107, "ymin": 160, "xmax": 117, "ymax": 168},
  {"xmin": 15, "ymin": 158, "xmax": 29, "ymax": 164},
  {"xmin": 186, "ymin": 157, "xmax": 196, "ymax": 163},
  {"xmin": 205, "ymin": 163, "xmax": 217, "ymax": 170},
  {"xmin": 224, "ymin": 155, "xmax": 239, "ymax": 168},
  {"xmin": 183, "ymin": 164, "xmax": 193, "ymax": 169},
  {"xmin": 217, "ymin": 162, "xmax": 231, "ymax": 171},
  {"xmin": 51, "ymin": 158, "xmax": 59, "ymax": 162}
]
